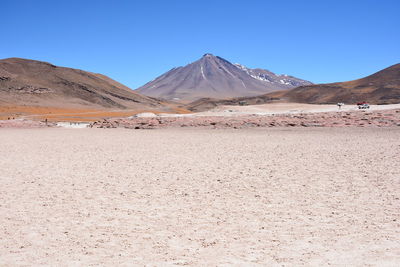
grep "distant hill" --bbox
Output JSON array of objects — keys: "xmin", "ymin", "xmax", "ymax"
[
  {"xmin": 136, "ymin": 53, "xmax": 311, "ymax": 101},
  {"xmin": 184, "ymin": 63, "xmax": 400, "ymax": 111},
  {"xmin": 0, "ymin": 58, "xmax": 163, "ymax": 110},
  {"xmin": 185, "ymin": 95, "xmax": 279, "ymax": 112},
  {"xmin": 269, "ymin": 63, "xmax": 400, "ymax": 104}
]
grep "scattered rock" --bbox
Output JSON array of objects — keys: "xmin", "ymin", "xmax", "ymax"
[{"xmin": 85, "ymin": 108, "xmax": 400, "ymax": 130}]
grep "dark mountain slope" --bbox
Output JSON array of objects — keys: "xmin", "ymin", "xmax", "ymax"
[
  {"xmin": 272, "ymin": 63, "xmax": 400, "ymax": 104},
  {"xmin": 0, "ymin": 57, "xmax": 163, "ymax": 109}
]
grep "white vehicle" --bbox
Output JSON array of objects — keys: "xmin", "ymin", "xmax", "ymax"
[{"xmin": 357, "ymin": 102, "xmax": 370, "ymax": 109}]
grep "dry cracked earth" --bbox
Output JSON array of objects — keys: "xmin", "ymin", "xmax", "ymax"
[{"xmin": 0, "ymin": 127, "xmax": 399, "ymax": 265}]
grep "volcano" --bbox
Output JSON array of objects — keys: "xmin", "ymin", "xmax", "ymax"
[{"xmin": 136, "ymin": 54, "xmax": 311, "ymax": 101}]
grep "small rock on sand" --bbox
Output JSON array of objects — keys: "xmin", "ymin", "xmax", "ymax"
[{"xmin": 131, "ymin": 112, "xmax": 158, "ymax": 118}]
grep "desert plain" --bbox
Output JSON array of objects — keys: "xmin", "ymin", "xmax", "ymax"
[{"xmin": 0, "ymin": 126, "xmax": 399, "ymax": 266}]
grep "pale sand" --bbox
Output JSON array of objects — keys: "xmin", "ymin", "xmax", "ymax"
[
  {"xmin": 0, "ymin": 128, "xmax": 399, "ymax": 266},
  {"xmin": 193, "ymin": 103, "xmax": 400, "ymax": 117}
]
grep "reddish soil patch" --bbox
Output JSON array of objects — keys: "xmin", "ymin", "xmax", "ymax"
[{"xmin": 0, "ymin": 105, "xmax": 191, "ymax": 122}]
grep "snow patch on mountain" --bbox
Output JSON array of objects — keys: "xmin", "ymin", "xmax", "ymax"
[{"xmin": 234, "ymin": 63, "xmax": 312, "ymax": 87}]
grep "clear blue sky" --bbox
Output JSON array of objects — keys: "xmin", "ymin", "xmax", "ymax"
[{"xmin": 2, "ymin": 0, "xmax": 399, "ymax": 89}]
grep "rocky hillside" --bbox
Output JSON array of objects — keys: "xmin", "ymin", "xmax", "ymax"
[
  {"xmin": 0, "ymin": 58, "xmax": 164, "ymax": 110},
  {"xmin": 271, "ymin": 63, "xmax": 400, "ymax": 104}
]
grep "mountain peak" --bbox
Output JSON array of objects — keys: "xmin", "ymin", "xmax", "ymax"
[
  {"xmin": 137, "ymin": 55, "xmax": 312, "ymax": 101},
  {"xmin": 202, "ymin": 53, "xmax": 215, "ymax": 58}
]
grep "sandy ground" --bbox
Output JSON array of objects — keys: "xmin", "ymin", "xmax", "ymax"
[
  {"xmin": 0, "ymin": 128, "xmax": 399, "ymax": 266},
  {"xmin": 193, "ymin": 103, "xmax": 400, "ymax": 117}
]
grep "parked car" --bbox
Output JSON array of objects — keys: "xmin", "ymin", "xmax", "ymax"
[{"xmin": 357, "ymin": 102, "xmax": 370, "ymax": 109}]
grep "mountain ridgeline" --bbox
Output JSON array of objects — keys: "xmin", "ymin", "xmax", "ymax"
[
  {"xmin": 267, "ymin": 63, "xmax": 400, "ymax": 105},
  {"xmin": 0, "ymin": 58, "xmax": 163, "ymax": 110},
  {"xmin": 136, "ymin": 54, "xmax": 312, "ymax": 101},
  {"xmin": 1, "ymin": 56, "xmax": 398, "ymax": 113},
  {"xmin": 183, "ymin": 63, "xmax": 400, "ymax": 111}
]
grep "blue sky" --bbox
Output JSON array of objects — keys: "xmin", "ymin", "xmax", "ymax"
[{"xmin": 2, "ymin": 0, "xmax": 399, "ymax": 88}]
